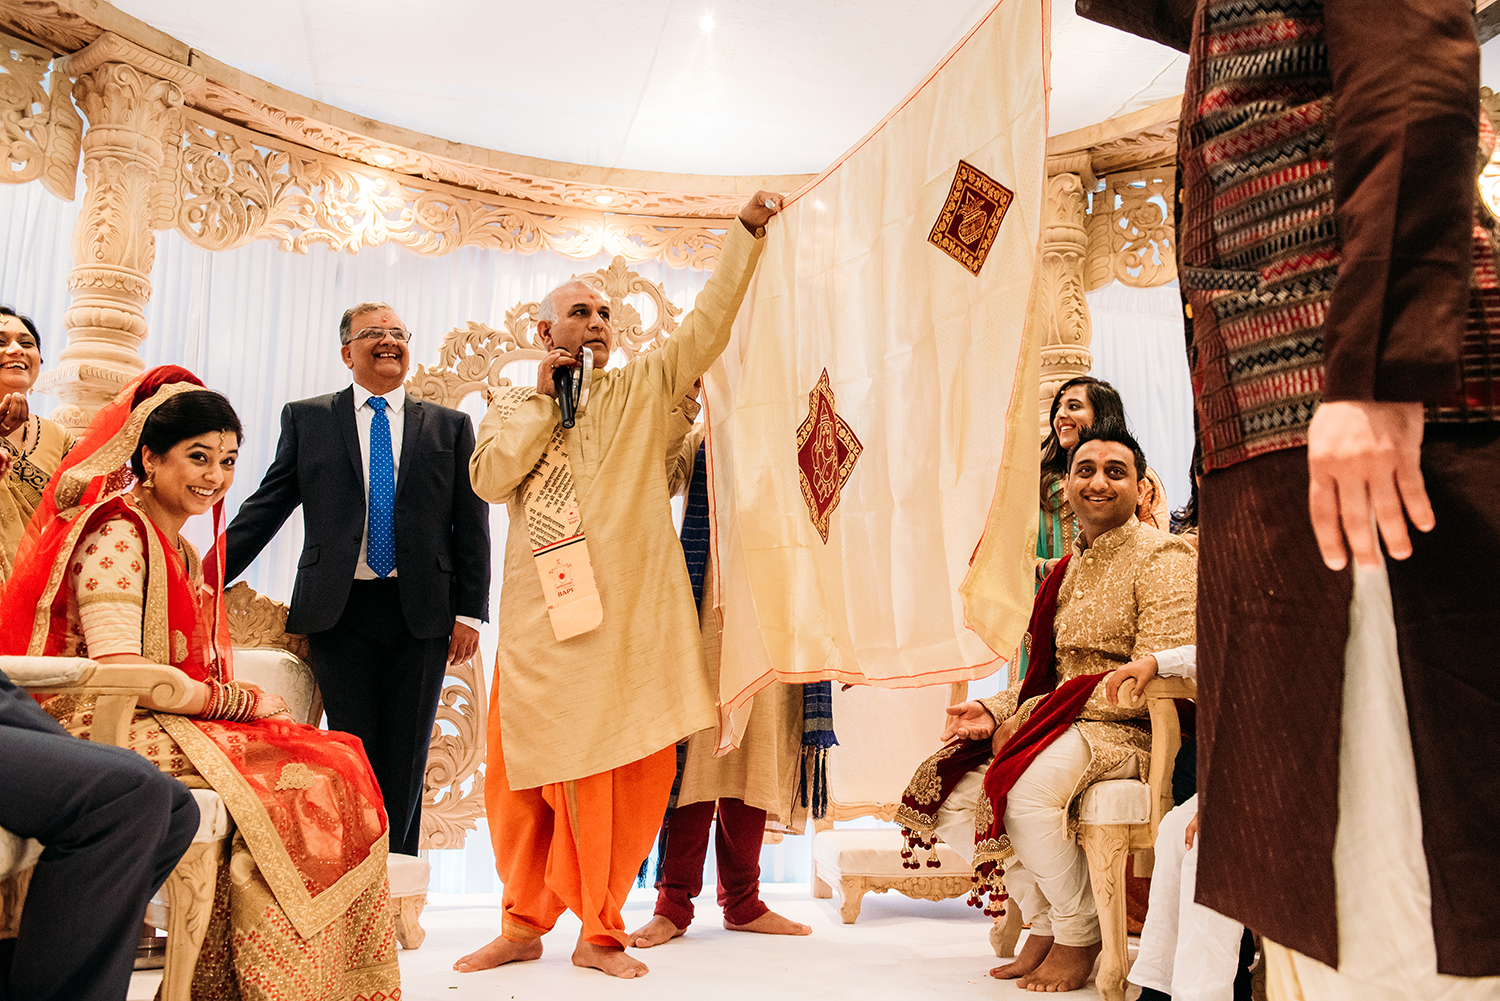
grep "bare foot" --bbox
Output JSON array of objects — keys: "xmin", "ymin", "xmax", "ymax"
[
  {"xmin": 572, "ymin": 937, "xmax": 649, "ymax": 978},
  {"xmin": 724, "ymin": 909, "xmax": 812, "ymax": 936},
  {"xmin": 628, "ymin": 915, "xmax": 686, "ymax": 948},
  {"xmin": 1017, "ymin": 941, "xmax": 1101, "ymax": 992},
  {"xmin": 452, "ymin": 933, "xmax": 543, "ymax": 972},
  {"xmin": 991, "ymin": 933, "xmax": 1052, "ymax": 979}
]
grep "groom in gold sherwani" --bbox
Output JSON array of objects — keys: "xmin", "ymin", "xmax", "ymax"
[{"xmin": 927, "ymin": 422, "xmax": 1196, "ymax": 993}]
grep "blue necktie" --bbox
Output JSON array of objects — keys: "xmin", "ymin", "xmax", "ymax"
[{"xmin": 367, "ymin": 396, "xmax": 396, "ymax": 578}]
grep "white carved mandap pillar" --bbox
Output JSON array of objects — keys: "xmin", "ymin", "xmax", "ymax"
[
  {"xmin": 1032, "ymin": 162, "xmax": 1095, "ymax": 430},
  {"xmin": 36, "ymin": 35, "xmax": 196, "ymax": 429}
]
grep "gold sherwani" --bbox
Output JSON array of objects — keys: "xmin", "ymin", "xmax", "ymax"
[
  {"xmin": 470, "ymin": 224, "xmax": 764, "ymax": 790},
  {"xmin": 980, "ymin": 516, "xmax": 1197, "ymax": 794}
]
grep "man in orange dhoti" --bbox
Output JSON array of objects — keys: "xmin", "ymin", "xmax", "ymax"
[{"xmin": 457, "ymin": 191, "xmax": 779, "ymax": 979}]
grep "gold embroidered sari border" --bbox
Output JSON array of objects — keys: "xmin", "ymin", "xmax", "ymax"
[
  {"xmin": 75, "ymin": 590, "xmax": 144, "ymax": 609},
  {"xmin": 154, "ymin": 712, "xmax": 390, "ymax": 941},
  {"xmin": 127, "ymin": 498, "xmax": 172, "ymax": 666},
  {"xmin": 28, "ymin": 505, "xmax": 96, "ymax": 655},
  {"xmin": 337, "ymin": 959, "xmax": 403, "ymax": 1000}
]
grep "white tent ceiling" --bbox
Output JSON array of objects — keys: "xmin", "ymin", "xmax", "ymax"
[{"xmin": 107, "ymin": 0, "xmax": 1191, "ymax": 177}]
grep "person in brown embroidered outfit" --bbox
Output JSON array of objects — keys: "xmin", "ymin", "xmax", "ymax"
[
  {"xmin": 929, "ymin": 422, "xmax": 1196, "ymax": 992},
  {"xmin": 1079, "ymin": 1, "xmax": 1499, "ymax": 996}
]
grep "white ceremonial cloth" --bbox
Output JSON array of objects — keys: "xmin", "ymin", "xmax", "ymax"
[{"xmin": 704, "ymin": 0, "xmax": 1048, "ymax": 749}]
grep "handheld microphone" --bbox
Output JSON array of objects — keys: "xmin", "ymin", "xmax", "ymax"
[{"xmin": 554, "ymin": 360, "xmax": 578, "ymax": 428}]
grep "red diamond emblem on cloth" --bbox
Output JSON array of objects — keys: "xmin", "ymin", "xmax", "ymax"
[
  {"xmin": 796, "ymin": 369, "xmax": 863, "ymax": 543},
  {"xmin": 928, "ymin": 159, "xmax": 1013, "ymax": 276}
]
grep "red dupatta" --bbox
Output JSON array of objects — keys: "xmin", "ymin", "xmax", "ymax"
[
  {"xmin": 897, "ymin": 555, "xmax": 1107, "ymax": 915},
  {"xmin": 896, "ymin": 557, "xmax": 1073, "ymax": 865},
  {"xmin": 0, "ymin": 367, "xmax": 388, "ymax": 935}
]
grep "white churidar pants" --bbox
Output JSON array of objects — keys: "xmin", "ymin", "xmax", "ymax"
[
  {"xmin": 1266, "ymin": 562, "xmax": 1500, "ymax": 1001},
  {"xmin": 932, "ymin": 725, "xmax": 1137, "ymax": 947},
  {"xmin": 1129, "ymin": 795, "xmax": 1244, "ymax": 1001}
]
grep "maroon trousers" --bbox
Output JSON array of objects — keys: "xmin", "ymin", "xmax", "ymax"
[{"xmin": 653, "ymin": 798, "xmax": 770, "ymax": 929}]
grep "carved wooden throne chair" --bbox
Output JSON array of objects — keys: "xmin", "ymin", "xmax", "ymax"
[
  {"xmin": 1077, "ymin": 674, "xmax": 1194, "ymax": 1001},
  {"xmin": 988, "ymin": 673, "xmax": 1196, "ymax": 1001}
]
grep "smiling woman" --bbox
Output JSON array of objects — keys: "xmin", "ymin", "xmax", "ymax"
[
  {"xmin": 0, "ymin": 366, "xmax": 402, "ymax": 999},
  {"xmin": 0, "ymin": 305, "xmax": 73, "ymax": 582}
]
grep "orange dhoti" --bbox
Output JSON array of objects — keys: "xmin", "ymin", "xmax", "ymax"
[{"xmin": 486, "ymin": 718, "xmax": 677, "ymax": 948}]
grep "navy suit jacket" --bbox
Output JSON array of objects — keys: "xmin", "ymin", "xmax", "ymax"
[{"xmin": 224, "ymin": 386, "xmax": 490, "ymax": 637}]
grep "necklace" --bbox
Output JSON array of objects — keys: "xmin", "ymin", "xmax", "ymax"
[{"xmin": 4, "ymin": 413, "xmax": 37, "ymax": 457}]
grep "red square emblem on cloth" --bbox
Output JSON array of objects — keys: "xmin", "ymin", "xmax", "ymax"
[
  {"xmin": 796, "ymin": 369, "xmax": 863, "ymax": 543},
  {"xmin": 928, "ymin": 160, "xmax": 1013, "ymax": 276}
]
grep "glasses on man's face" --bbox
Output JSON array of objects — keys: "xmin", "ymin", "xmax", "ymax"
[{"xmin": 349, "ymin": 326, "xmax": 410, "ymax": 343}]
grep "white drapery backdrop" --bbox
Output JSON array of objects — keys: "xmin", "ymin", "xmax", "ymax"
[
  {"xmin": 1087, "ymin": 279, "xmax": 1196, "ymax": 512},
  {"xmin": 0, "ymin": 179, "xmax": 1196, "ymax": 892}
]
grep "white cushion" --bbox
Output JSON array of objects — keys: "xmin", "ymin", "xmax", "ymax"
[
  {"xmin": 1078, "ymin": 778, "xmax": 1151, "ymax": 825},
  {"xmin": 0, "ymin": 656, "xmax": 97, "ymax": 687},
  {"xmin": 812, "ymin": 828, "xmax": 970, "ymax": 877},
  {"xmin": 232, "ymin": 648, "xmax": 317, "ymax": 724},
  {"xmin": 0, "ymin": 827, "xmax": 43, "ymax": 877},
  {"xmin": 190, "ymin": 789, "xmax": 231, "ymax": 842},
  {"xmin": 387, "ymin": 853, "xmax": 430, "ymax": 897}
]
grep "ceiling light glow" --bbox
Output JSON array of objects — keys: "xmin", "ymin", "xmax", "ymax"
[
  {"xmin": 700, "ymin": 13, "xmax": 715, "ymax": 32},
  {"xmin": 594, "ymin": 193, "xmax": 614, "ymax": 205},
  {"xmin": 372, "ymin": 153, "xmax": 397, "ymax": 166}
]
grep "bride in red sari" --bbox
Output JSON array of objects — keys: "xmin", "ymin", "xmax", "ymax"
[{"xmin": 0, "ymin": 366, "xmax": 401, "ymax": 1000}]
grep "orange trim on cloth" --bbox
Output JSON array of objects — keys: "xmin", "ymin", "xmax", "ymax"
[{"xmin": 486, "ymin": 707, "xmax": 676, "ymax": 949}]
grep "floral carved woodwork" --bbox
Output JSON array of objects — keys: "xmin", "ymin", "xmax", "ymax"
[
  {"xmin": 1034, "ymin": 162, "xmax": 1178, "ymax": 427},
  {"xmin": 169, "ymin": 110, "xmax": 731, "ymax": 268},
  {"xmin": 407, "ymin": 254, "xmax": 681, "ymax": 407},
  {"xmin": 418, "ymin": 654, "xmax": 487, "ymax": 850},
  {"xmin": 835, "ymin": 874, "xmax": 973, "ymax": 923},
  {"xmin": 33, "ymin": 36, "xmax": 196, "ymax": 431},
  {"xmin": 0, "ymin": 1, "xmax": 100, "ymax": 52},
  {"xmin": 0, "ymin": 30, "xmax": 80, "ymax": 199},
  {"xmin": 195, "ymin": 82, "xmax": 752, "ymax": 220},
  {"xmin": 1085, "ymin": 168, "xmax": 1177, "ymax": 291},
  {"xmin": 406, "ymin": 258, "xmax": 684, "ymax": 848},
  {"xmin": 224, "ymin": 582, "xmax": 310, "ymax": 662},
  {"xmin": 0, "ymin": 3, "xmax": 775, "ymax": 425},
  {"xmin": 1034, "ymin": 171, "xmax": 1094, "ymax": 428}
]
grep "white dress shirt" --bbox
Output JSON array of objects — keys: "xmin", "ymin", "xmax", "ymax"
[
  {"xmin": 1153, "ymin": 644, "xmax": 1197, "ymax": 681},
  {"xmin": 351, "ymin": 382, "xmax": 480, "ymax": 631}
]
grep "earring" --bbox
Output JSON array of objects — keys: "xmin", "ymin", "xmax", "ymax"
[{"xmin": 142, "ymin": 471, "xmax": 156, "ymax": 490}]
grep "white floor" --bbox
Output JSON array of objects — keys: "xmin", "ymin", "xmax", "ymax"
[{"xmin": 129, "ymin": 884, "xmax": 1136, "ymax": 1000}]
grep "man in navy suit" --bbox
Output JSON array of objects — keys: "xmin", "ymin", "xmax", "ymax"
[{"xmin": 225, "ymin": 302, "xmax": 491, "ymax": 856}]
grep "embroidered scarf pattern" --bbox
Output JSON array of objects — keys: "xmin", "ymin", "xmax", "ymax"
[
  {"xmin": 490, "ymin": 386, "xmax": 603, "ymax": 640},
  {"xmin": 897, "ymin": 555, "xmax": 1093, "ymax": 913}
]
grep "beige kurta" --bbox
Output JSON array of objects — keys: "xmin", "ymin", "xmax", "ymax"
[
  {"xmin": 471, "ymin": 224, "xmax": 764, "ymax": 790},
  {"xmin": 664, "ymin": 420, "xmax": 803, "ymax": 828},
  {"xmin": 0, "ymin": 416, "xmax": 72, "ymax": 582},
  {"xmin": 980, "ymin": 516, "xmax": 1197, "ymax": 796}
]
